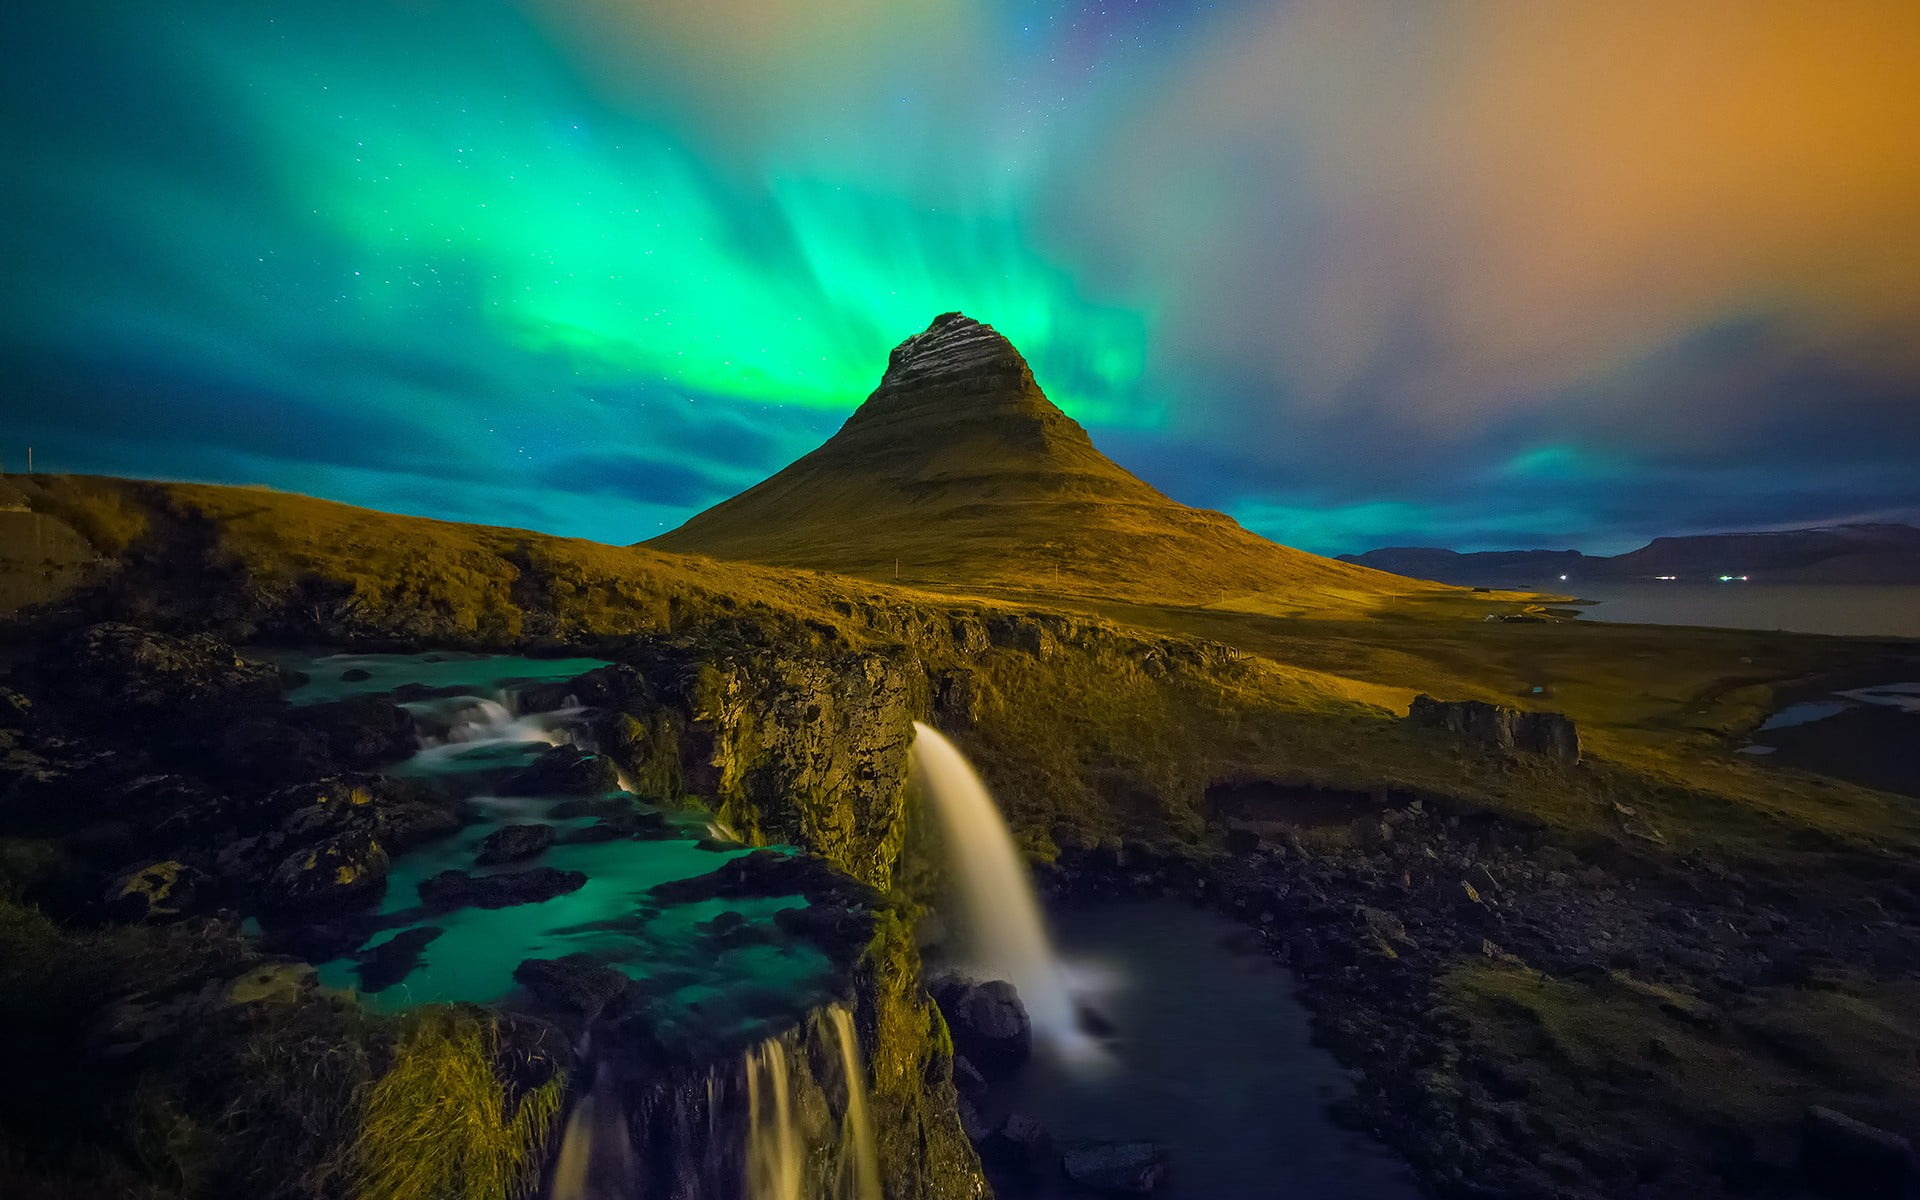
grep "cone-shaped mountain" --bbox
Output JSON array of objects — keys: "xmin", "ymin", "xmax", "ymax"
[{"xmin": 648, "ymin": 313, "xmax": 1447, "ymax": 609}]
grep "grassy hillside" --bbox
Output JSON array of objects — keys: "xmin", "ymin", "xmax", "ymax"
[{"xmin": 14, "ymin": 472, "xmax": 1917, "ymax": 876}]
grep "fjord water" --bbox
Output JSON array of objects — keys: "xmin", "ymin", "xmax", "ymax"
[
  {"xmin": 1571, "ymin": 582, "xmax": 1920, "ymax": 638},
  {"xmin": 910, "ymin": 721, "xmax": 1076, "ymax": 1040},
  {"xmin": 985, "ymin": 900, "xmax": 1422, "ymax": 1200}
]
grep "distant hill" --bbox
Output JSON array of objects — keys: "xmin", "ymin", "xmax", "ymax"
[
  {"xmin": 649, "ymin": 313, "xmax": 1455, "ymax": 612},
  {"xmin": 1341, "ymin": 524, "xmax": 1920, "ymax": 586}
]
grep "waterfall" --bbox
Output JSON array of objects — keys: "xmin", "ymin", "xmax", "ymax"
[
  {"xmin": 547, "ymin": 1046, "xmax": 635, "ymax": 1200},
  {"xmin": 910, "ymin": 721, "xmax": 1074, "ymax": 1040},
  {"xmin": 745, "ymin": 1037, "xmax": 801, "ymax": 1200},
  {"xmin": 827, "ymin": 1007, "xmax": 883, "ymax": 1200},
  {"xmin": 743, "ymin": 1005, "xmax": 880, "ymax": 1200}
]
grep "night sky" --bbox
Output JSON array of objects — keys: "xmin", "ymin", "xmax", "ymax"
[{"xmin": 4, "ymin": 1, "xmax": 1918, "ymax": 555}]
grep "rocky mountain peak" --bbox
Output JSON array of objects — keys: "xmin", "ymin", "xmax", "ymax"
[{"xmin": 881, "ymin": 312, "xmax": 1033, "ymax": 390}]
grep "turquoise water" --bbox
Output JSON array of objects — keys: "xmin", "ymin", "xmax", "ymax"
[
  {"xmin": 279, "ymin": 652, "xmax": 839, "ymax": 1038},
  {"xmin": 276, "ymin": 650, "xmax": 611, "ymax": 706}
]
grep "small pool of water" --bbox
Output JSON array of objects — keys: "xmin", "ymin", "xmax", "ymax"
[
  {"xmin": 275, "ymin": 650, "xmax": 611, "ymax": 706},
  {"xmin": 278, "ymin": 651, "xmax": 840, "ymax": 1043},
  {"xmin": 981, "ymin": 899, "xmax": 1420, "ymax": 1200}
]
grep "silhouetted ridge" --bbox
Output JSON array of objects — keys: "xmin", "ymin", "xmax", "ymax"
[{"xmin": 647, "ymin": 313, "xmax": 1448, "ymax": 609}]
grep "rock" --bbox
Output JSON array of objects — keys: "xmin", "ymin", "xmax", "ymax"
[
  {"xmin": 340, "ymin": 668, "xmax": 372, "ymax": 682},
  {"xmin": 935, "ymin": 978, "xmax": 1032, "ymax": 1075},
  {"xmin": 105, "ymin": 860, "xmax": 216, "ymax": 922},
  {"xmin": 508, "ymin": 747, "xmax": 622, "ymax": 796},
  {"xmin": 90, "ymin": 961, "xmax": 317, "ymax": 1057},
  {"xmin": 1406, "ymin": 694, "xmax": 1581, "ymax": 765},
  {"xmin": 375, "ymin": 797, "xmax": 463, "ymax": 852},
  {"xmin": 261, "ymin": 830, "xmax": 389, "ymax": 915},
  {"xmin": 1359, "ymin": 905, "xmax": 1411, "ymax": 946},
  {"xmin": 514, "ymin": 954, "xmax": 633, "ymax": 1016},
  {"xmin": 354, "ymin": 926, "xmax": 443, "ymax": 993},
  {"xmin": 981, "ymin": 1113, "xmax": 1056, "ymax": 1177},
  {"xmin": 420, "ymin": 867, "xmax": 587, "ymax": 911},
  {"xmin": 557, "ymin": 810, "xmax": 671, "ymax": 845},
  {"xmin": 216, "ymin": 718, "xmax": 335, "ymax": 788},
  {"xmin": 1802, "ymin": 1105, "xmax": 1914, "ymax": 1198},
  {"xmin": 651, "ymin": 849, "xmax": 869, "ymax": 907},
  {"xmin": 1060, "ymin": 1141, "xmax": 1169, "ymax": 1194},
  {"xmin": 951, "ymin": 1054, "xmax": 988, "ymax": 1097},
  {"xmin": 493, "ymin": 1011, "xmax": 576, "ymax": 1110},
  {"xmin": 50, "ymin": 623, "xmax": 282, "ymax": 723},
  {"xmin": 298, "ymin": 695, "xmax": 417, "ymax": 769},
  {"xmin": 475, "ymin": 823, "xmax": 554, "ymax": 865}
]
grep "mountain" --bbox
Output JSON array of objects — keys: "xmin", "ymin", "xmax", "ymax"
[
  {"xmin": 1341, "ymin": 524, "xmax": 1920, "ymax": 586},
  {"xmin": 1608, "ymin": 525, "xmax": 1920, "ymax": 581},
  {"xmin": 648, "ymin": 313, "xmax": 1452, "ymax": 611}
]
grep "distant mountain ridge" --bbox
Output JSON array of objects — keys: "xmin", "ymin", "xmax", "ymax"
[
  {"xmin": 1341, "ymin": 523, "xmax": 1920, "ymax": 586},
  {"xmin": 648, "ymin": 312, "xmax": 1452, "ymax": 611}
]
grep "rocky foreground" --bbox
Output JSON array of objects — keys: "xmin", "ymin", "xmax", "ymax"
[{"xmin": 5, "ymin": 465, "xmax": 1920, "ymax": 1200}]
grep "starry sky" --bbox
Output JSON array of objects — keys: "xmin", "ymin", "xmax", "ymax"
[{"xmin": 4, "ymin": 1, "xmax": 1918, "ymax": 555}]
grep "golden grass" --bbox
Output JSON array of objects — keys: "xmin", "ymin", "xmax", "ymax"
[{"xmin": 348, "ymin": 1008, "xmax": 563, "ymax": 1200}]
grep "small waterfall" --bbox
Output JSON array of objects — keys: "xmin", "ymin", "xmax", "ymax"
[
  {"xmin": 547, "ymin": 1043, "xmax": 635, "ymax": 1200},
  {"xmin": 745, "ymin": 1039, "xmax": 802, "ymax": 1200},
  {"xmin": 827, "ymin": 1007, "xmax": 883, "ymax": 1200},
  {"xmin": 742, "ymin": 1004, "xmax": 881, "ymax": 1200},
  {"xmin": 910, "ymin": 721, "xmax": 1074, "ymax": 1039},
  {"xmin": 549, "ymin": 1005, "xmax": 882, "ymax": 1200}
]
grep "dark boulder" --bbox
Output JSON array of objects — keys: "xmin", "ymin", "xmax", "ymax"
[
  {"xmin": 298, "ymin": 695, "xmax": 417, "ymax": 769},
  {"xmin": 375, "ymin": 797, "xmax": 464, "ymax": 853},
  {"xmin": 1802, "ymin": 1106, "xmax": 1914, "ymax": 1199},
  {"xmin": 650, "ymin": 848, "xmax": 867, "ymax": 906},
  {"xmin": 508, "ymin": 746, "xmax": 622, "ymax": 796},
  {"xmin": 1406, "ymin": 694, "xmax": 1581, "ymax": 765},
  {"xmin": 934, "ymin": 978, "xmax": 1032, "ymax": 1075},
  {"xmin": 981, "ymin": 1113, "xmax": 1056, "ymax": 1177},
  {"xmin": 50, "ymin": 623, "xmax": 283, "ymax": 722},
  {"xmin": 420, "ymin": 867, "xmax": 586, "ymax": 911},
  {"xmin": 951, "ymin": 1054, "xmax": 988, "ymax": 1098},
  {"xmin": 215, "ymin": 717, "xmax": 336, "ymax": 788},
  {"xmin": 514, "ymin": 954, "xmax": 633, "ymax": 1016},
  {"xmin": 1061, "ymin": 1142, "xmax": 1169, "ymax": 1195},
  {"xmin": 475, "ymin": 823, "xmax": 554, "ymax": 865},
  {"xmin": 354, "ymin": 926, "xmax": 443, "ymax": 992},
  {"xmin": 261, "ymin": 830, "xmax": 389, "ymax": 915}
]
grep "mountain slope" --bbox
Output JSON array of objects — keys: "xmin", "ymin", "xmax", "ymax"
[{"xmin": 647, "ymin": 313, "xmax": 1455, "ymax": 611}]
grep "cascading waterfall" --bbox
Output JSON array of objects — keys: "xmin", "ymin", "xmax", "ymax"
[
  {"xmin": 745, "ymin": 1038, "xmax": 802, "ymax": 1200},
  {"xmin": 549, "ymin": 1005, "xmax": 881, "ymax": 1200},
  {"xmin": 827, "ymin": 1007, "xmax": 883, "ymax": 1200},
  {"xmin": 743, "ymin": 1004, "xmax": 881, "ymax": 1200},
  {"xmin": 547, "ymin": 1041, "xmax": 634, "ymax": 1200},
  {"xmin": 910, "ymin": 721, "xmax": 1074, "ymax": 1039}
]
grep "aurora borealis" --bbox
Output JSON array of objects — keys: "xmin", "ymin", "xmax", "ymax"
[{"xmin": 4, "ymin": 1, "xmax": 1918, "ymax": 553}]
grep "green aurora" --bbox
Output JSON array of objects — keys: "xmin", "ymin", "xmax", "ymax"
[{"xmin": 4, "ymin": 1, "xmax": 1917, "ymax": 551}]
